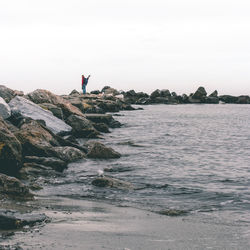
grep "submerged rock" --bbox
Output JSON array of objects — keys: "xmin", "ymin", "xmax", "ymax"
[
  {"xmin": 158, "ymin": 209, "xmax": 188, "ymax": 216},
  {"xmin": 92, "ymin": 176, "xmax": 134, "ymax": 190},
  {"xmin": 9, "ymin": 96, "xmax": 72, "ymax": 135},
  {"xmin": 0, "ymin": 97, "xmax": 11, "ymax": 119},
  {"xmin": 86, "ymin": 141, "xmax": 121, "ymax": 159},
  {"xmin": 0, "ymin": 117, "xmax": 22, "ymax": 175},
  {"xmin": 0, "ymin": 209, "xmax": 48, "ymax": 230},
  {"xmin": 0, "ymin": 173, "xmax": 33, "ymax": 200}
]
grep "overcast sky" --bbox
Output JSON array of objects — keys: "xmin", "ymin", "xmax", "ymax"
[{"xmin": 1, "ymin": 0, "xmax": 250, "ymax": 95}]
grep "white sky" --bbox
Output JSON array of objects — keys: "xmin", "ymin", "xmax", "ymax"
[{"xmin": 1, "ymin": 0, "xmax": 250, "ymax": 95}]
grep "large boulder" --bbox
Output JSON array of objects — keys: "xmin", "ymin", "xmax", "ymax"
[
  {"xmin": 27, "ymin": 89, "xmax": 84, "ymax": 118},
  {"xmin": 14, "ymin": 119, "xmax": 60, "ymax": 157},
  {"xmin": 9, "ymin": 96, "xmax": 72, "ymax": 135},
  {"xmin": 150, "ymin": 89, "xmax": 161, "ymax": 99},
  {"xmin": 86, "ymin": 141, "xmax": 121, "ymax": 159},
  {"xmin": 66, "ymin": 114, "xmax": 100, "ymax": 138},
  {"xmin": 39, "ymin": 103, "xmax": 64, "ymax": 120},
  {"xmin": 0, "ymin": 117, "xmax": 22, "ymax": 175},
  {"xmin": 192, "ymin": 86, "xmax": 207, "ymax": 100},
  {"xmin": 160, "ymin": 89, "xmax": 171, "ymax": 97},
  {"xmin": 0, "ymin": 97, "xmax": 11, "ymax": 119},
  {"xmin": 0, "ymin": 173, "xmax": 33, "ymax": 200}
]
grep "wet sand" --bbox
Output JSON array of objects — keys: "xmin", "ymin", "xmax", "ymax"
[{"xmin": 0, "ymin": 197, "xmax": 249, "ymax": 250}]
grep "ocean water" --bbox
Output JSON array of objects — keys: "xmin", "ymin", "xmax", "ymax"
[{"xmin": 39, "ymin": 104, "xmax": 250, "ymax": 225}]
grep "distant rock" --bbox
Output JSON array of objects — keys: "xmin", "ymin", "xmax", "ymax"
[
  {"xmin": 237, "ymin": 95, "xmax": 250, "ymax": 104},
  {"xmin": 0, "ymin": 97, "xmax": 11, "ymax": 119},
  {"xmin": 69, "ymin": 89, "xmax": 80, "ymax": 95},
  {"xmin": 86, "ymin": 141, "xmax": 121, "ymax": 159},
  {"xmin": 9, "ymin": 96, "xmax": 72, "ymax": 135},
  {"xmin": 192, "ymin": 86, "xmax": 207, "ymax": 99},
  {"xmin": 209, "ymin": 90, "xmax": 218, "ymax": 97},
  {"xmin": 219, "ymin": 95, "xmax": 238, "ymax": 103},
  {"xmin": 0, "ymin": 116, "xmax": 22, "ymax": 175},
  {"xmin": 90, "ymin": 90, "xmax": 101, "ymax": 95},
  {"xmin": 92, "ymin": 176, "xmax": 134, "ymax": 190},
  {"xmin": 102, "ymin": 87, "xmax": 120, "ymax": 96},
  {"xmin": 160, "ymin": 89, "xmax": 171, "ymax": 97},
  {"xmin": 150, "ymin": 89, "xmax": 161, "ymax": 99},
  {"xmin": 0, "ymin": 173, "xmax": 33, "ymax": 200}
]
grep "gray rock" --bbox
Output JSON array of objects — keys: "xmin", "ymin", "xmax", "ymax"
[
  {"xmin": 237, "ymin": 95, "xmax": 250, "ymax": 104},
  {"xmin": 53, "ymin": 146, "xmax": 86, "ymax": 162},
  {"xmin": 0, "ymin": 117, "xmax": 22, "ymax": 175},
  {"xmin": 0, "ymin": 173, "xmax": 33, "ymax": 200},
  {"xmin": 9, "ymin": 96, "xmax": 72, "ymax": 135},
  {"xmin": 209, "ymin": 90, "xmax": 218, "ymax": 97},
  {"xmin": 150, "ymin": 89, "xmax": 161, "ymax": 99},
  {"xmin": 39, "ymin": 103, "xmax": 64, "ymax": 120},
  {"xmin": 0, "ymin": 85, "xmax": 15, "ymax": 103},
  {"xmin": 66, "ymin": 114, "xmax": 99, "ymax": 138},
  {"xmin": 0, "ymin": 97, "xmax": 11, "ymax": 119},
  {"xmin": 87, "ymin": 141, "xmax": 121, "ymax": 159},
  {"xmin": 84, "ymin": 114, "xmax": 121, "ymax": 128},
  {"xmin": 27, "ymin": 89, "xmax": 84, "ymax": 118},
  {"xmin": 24, "ymin": 156, "xmax": 67, "ymax": 172},
  {"xmin": 0, "ymin": 209, "xmax": 48, "ymax": 230},
  {"xmin": 160, "ymin": 89, "xmax": 171, "ymax": 97},
  {"xmin": 92, "ymin": 176, "xmax": 134, "ymax": 190},
  {"xmin": 219, "ymin": 95, "xmax": 238, "ymax": 103},
  {"xmin": 192, "ymin": 86, "xmax": 207, "ymax": 100}
]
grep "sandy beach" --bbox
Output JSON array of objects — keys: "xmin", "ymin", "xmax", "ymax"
[{"xmin": 1, "ymin": 196, "xmax": 249, "ymax": 250}]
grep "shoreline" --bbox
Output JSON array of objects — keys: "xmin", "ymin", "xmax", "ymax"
[
  {"xmin": 1, "ymin": 84, "xmax": 250, "ymax": 248},
  {"xmin": 1, "ymin": 196, "xmax": 250, "ymax": 250}
]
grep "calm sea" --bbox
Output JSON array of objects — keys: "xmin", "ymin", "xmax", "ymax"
[{"xmin": 40, "ymin": 104, "xmax": 250, "ymax": 225}]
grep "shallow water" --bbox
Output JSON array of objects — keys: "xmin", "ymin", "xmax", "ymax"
[{"xmin": 38, "ymin": 104, "xmax": 250, "ymax": 225}]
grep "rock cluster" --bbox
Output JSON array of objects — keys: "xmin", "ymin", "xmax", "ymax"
[
  {"xmin": 0, "ymin": 83, "xmax": 249, "ymax": 232},
  {"xmin": 0, "ymin": 85, "xmax": 125, "ymax": 230},
  {"xmin": 121, "ymin": 86, "xmax": 250, "ymax": 104}
]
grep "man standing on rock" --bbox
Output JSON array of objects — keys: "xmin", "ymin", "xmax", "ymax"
[{"xmin": 82, "ymin": 74, "xmax": 91, "ymax": 94}]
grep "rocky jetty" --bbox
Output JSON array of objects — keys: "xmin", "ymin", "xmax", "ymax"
[{"xmin": 0, "ymin": 83, "xmax": 249, "ymax": 235}]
